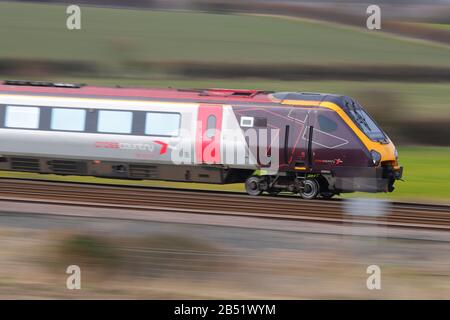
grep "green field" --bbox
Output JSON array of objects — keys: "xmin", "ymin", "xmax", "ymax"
[
  {"xmin": 417, "ymin": 23, "xmax": 450, "ymax": 31},
  {"xmin": 0, "ymin": 1, "xmax": 450, "ymax": 67},
  {"xmin": 1, "ymin": 147, "xmax": 449, "ymax": 203},
  {"xmin": 389, "ymin": 147, "xmax": 450, "ymax": 202}
]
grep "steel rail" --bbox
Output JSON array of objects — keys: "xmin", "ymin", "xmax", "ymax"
[{"xmin": 0, "ymin": 178, "xmax": 449, "ymax": 231}]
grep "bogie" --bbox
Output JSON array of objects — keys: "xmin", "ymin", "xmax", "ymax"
[{"xmin": 245, "ymin": 174, "xmax": 327, "ymax": 200}]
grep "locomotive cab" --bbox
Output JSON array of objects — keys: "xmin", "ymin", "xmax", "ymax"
[
  {"xmin": 337, "ymin": 97, "xmax": 403, "ymax": 193},
  {"xmin": 243, "ymin": 93, "xmax": 403, "ymax": 199}
]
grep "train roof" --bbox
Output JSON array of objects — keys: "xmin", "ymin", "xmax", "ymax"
[{"xmin": 0, "ymin": 80, "xmax": 347, "ymax": 107}]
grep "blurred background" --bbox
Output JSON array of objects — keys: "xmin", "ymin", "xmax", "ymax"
[
  {"xmin": 0, "ymin": 0, "xmax": 449, "ymax": 299},
  {"xmin": 1, "ymin": 0, "xmax": 449, "ymax": 202}
]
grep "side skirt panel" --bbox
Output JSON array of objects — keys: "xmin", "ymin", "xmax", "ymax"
[{"xmin": 0, "ymin": 155, "xmax": 253, "ymax": 184}]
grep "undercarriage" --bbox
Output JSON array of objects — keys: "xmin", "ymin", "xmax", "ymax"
[
  {"xmin": 244, "ymin": 173, "xmax": 337, "ymax": 200},
  {"xmin": 244, "ymin": 165, "xmax": 403, "ymax": 199}
]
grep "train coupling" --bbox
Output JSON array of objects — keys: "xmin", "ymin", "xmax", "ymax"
[{"xmin": 392, "ymin": 166, "xmax": 403, "ymax": 180}]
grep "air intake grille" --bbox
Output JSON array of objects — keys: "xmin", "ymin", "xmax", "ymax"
[
  {"xmin": 129, "ymin": 165, "xmax": 158, "ymax": 179},
  {"xmin": 10, "ymin": 157, "xmax": 40, "ymax": 172},
  {"xmin": 48, "ymin": 160, "xmax": 87, "ymax": 175}
]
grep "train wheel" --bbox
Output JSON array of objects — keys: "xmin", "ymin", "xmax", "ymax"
[
  {"xmin": 245, "ymin": 176, "xmax": 262, "ymax": 196},
  {"xmin": 300, "ymin": 179, "xmax": 319, "ymax": 200}
]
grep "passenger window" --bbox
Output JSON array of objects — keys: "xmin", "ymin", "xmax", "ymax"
[
  {"xmin": 145, "ymin": 112, "xmax": 180, "ymax": 136},
  {"xmin": 97, "ymin": 110, "xmax": 133, "ymax": 134},
  {"xmin": 318, "ymin": 115, "xmax": 338, "ymax": 133},
  {"xmin": 5, "ymin": 106, "xmax": 40, "ymax": 129},
  {"xmin": 206, "ymin": 115, "xmax": 216, "ymax": 138},
  {"xmin": 51, "ymin": 108, "xmax": 86, "ymax": 131}
]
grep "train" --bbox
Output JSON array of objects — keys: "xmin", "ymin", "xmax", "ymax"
[{"xmin": 0, "ymin": 80, "xmax": 403, "ymax": 199}]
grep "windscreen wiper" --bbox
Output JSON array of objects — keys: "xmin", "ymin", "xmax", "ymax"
[{"xmin": 353, "ymin": 110, "xmax": 372, "ymax": 132}]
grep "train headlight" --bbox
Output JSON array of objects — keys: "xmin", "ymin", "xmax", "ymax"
[
  {"xmin": 370, "ymin": 150, "xmax": 381, "ymax": 166},
  {"xmin": 394, "ymin": 148, "xmax": 398, "ymax": 160}
]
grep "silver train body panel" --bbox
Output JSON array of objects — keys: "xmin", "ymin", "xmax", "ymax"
[{"xmin": 0, "ymin": 94, "xmax": 257, "ymax": 173}]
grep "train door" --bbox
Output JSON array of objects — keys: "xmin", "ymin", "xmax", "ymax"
[
  {"xmin": 285, "ymin": 108, "xmax": 314, "ymax": 171},
  {"xmin": 309, "ymin": 109, "xmax": 351, "ymax": 170},
  {"xmin": 196, "ymin": 104, "xmax": 223, "ymax": 164}
]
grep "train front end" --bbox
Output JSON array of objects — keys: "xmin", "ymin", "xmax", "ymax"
[{"xmin": 337, "ymin": 97, "xmax": 403, "ymax": 193}]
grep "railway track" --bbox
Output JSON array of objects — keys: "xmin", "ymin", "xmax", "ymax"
[{"xmin": 0, "ymin": 178, "xmax": 449, "ymax": 231}]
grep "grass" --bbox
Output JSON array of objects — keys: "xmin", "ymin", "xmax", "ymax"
[
  {"xmin": 386, "ymin": 147, "xmax": 450, "ymax": 202},
  {"xmin": 53, "ymin": 233, "xmax": 120, "ymax": 270},
  {"xmin": 414, "ymin": 23, "xmax": 450, "ymax": 31},
  {"xmin": 1, "ymin": 147, "xmax": 449, "ymax": 203},
  {"xmin": 342, "ymin": 147, "xmax": 450, "ymax": 203},
  {"xmin": 0, "ymin": 2, "xmax": 450, "ymax": 67}
]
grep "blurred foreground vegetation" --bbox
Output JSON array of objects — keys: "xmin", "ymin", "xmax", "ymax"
[{"xmin": 3, "ymin": 220, "xmax": 450, "ymax": 299}]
